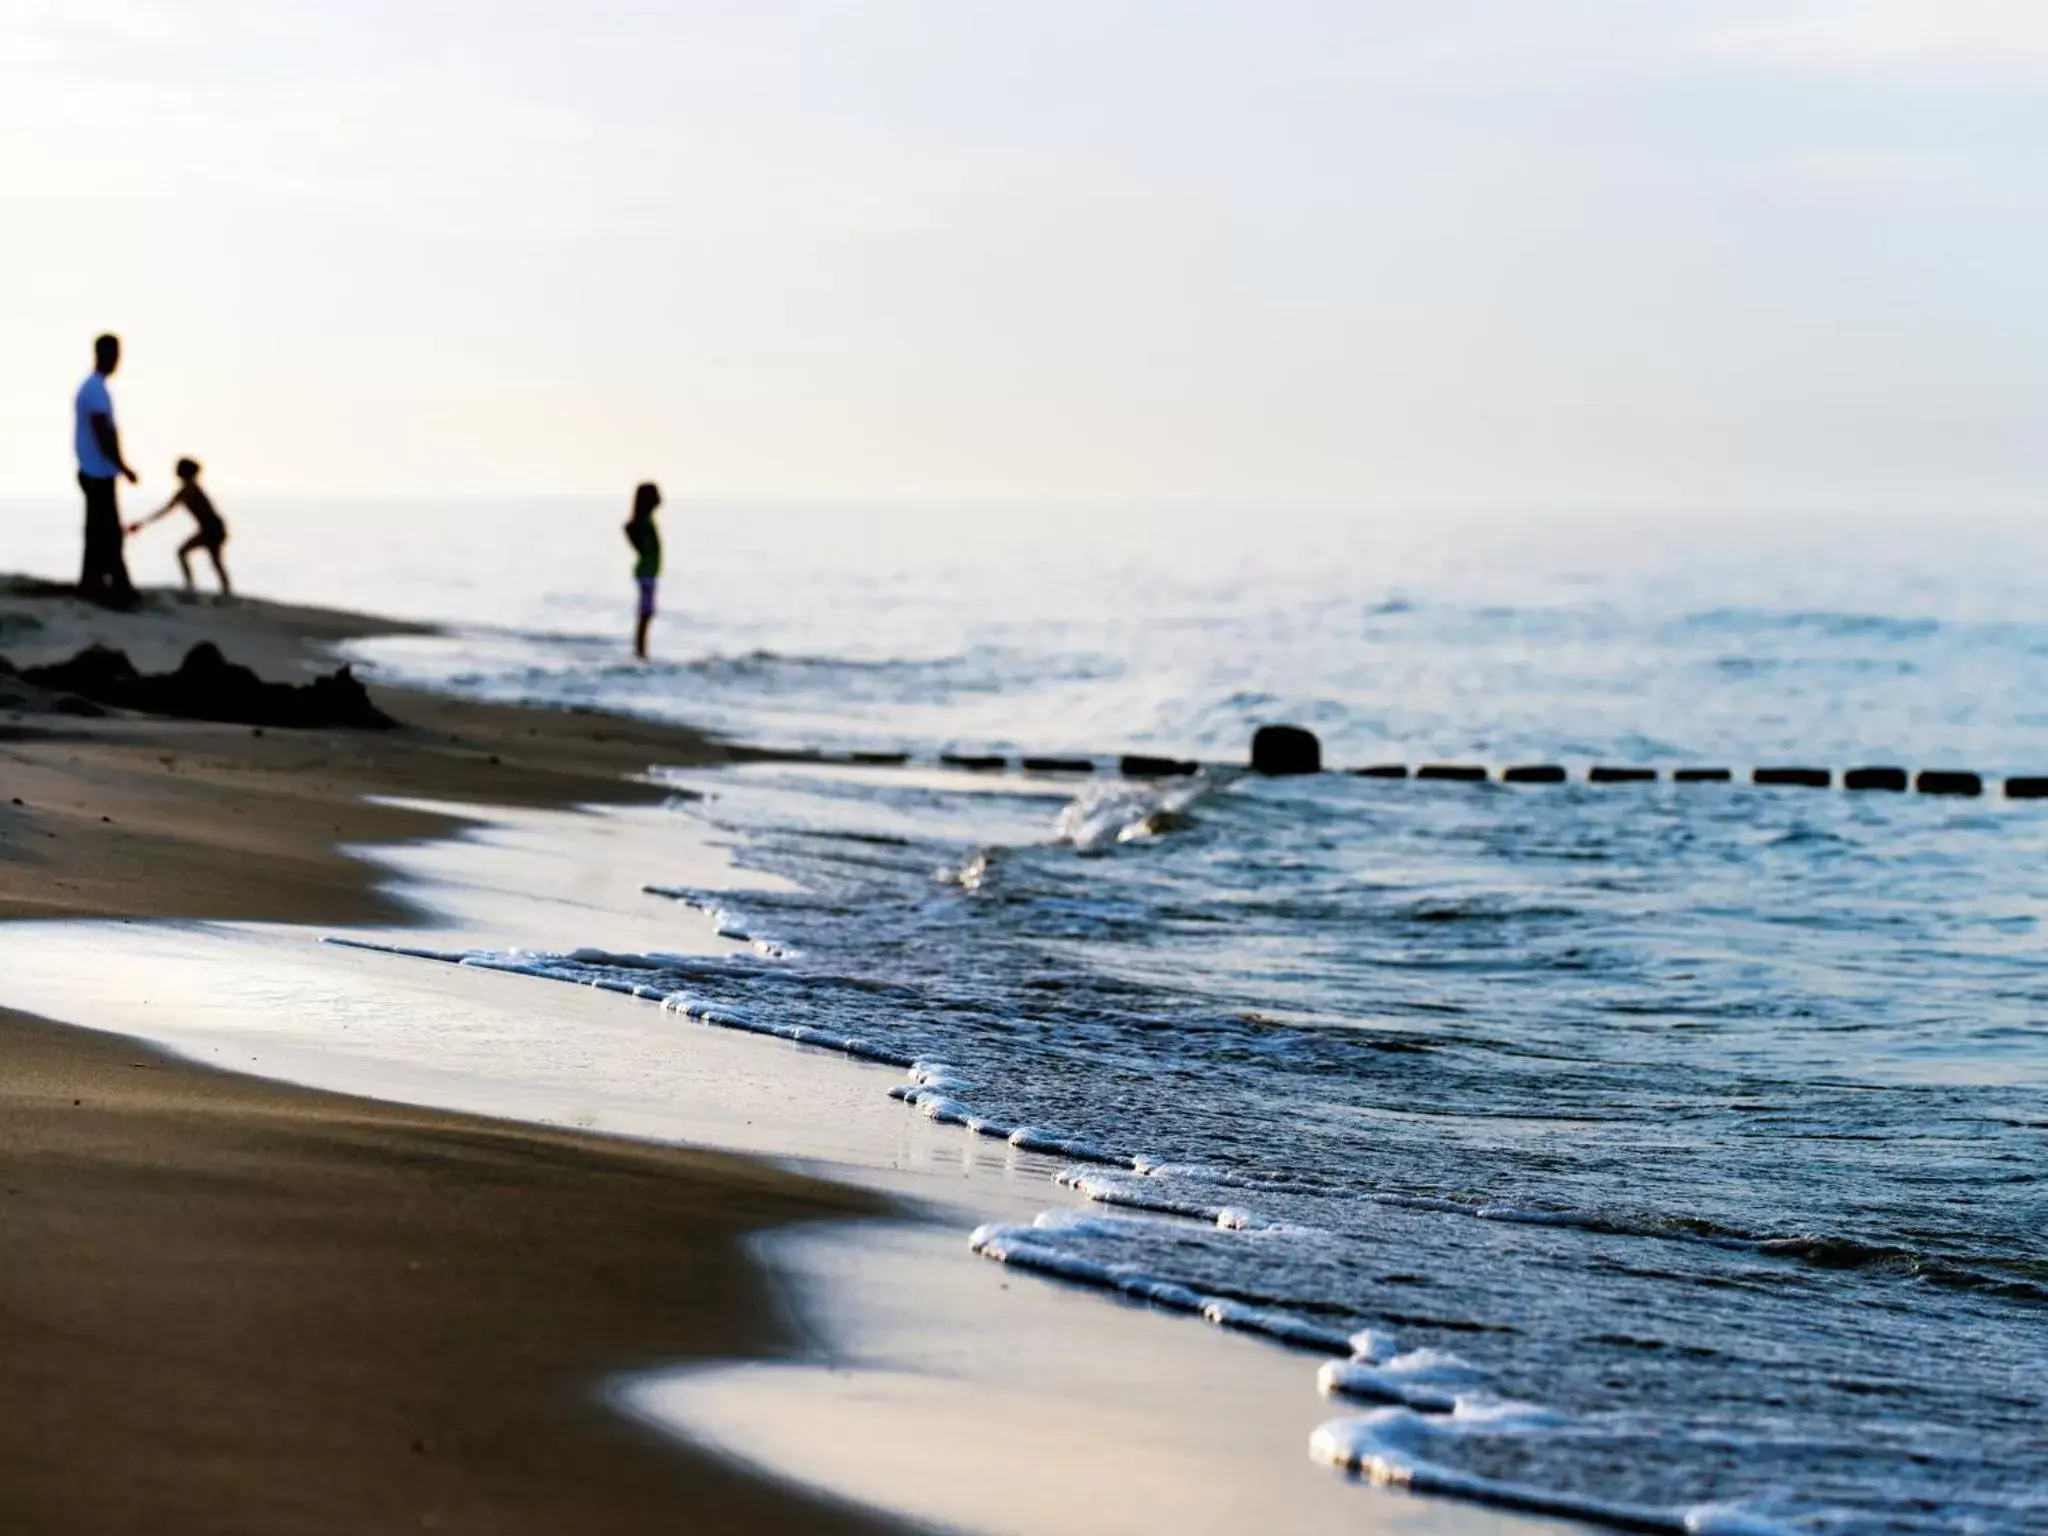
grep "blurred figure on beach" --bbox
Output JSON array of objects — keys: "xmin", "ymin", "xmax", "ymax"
[
  {"xmin": 74, "ymin": 333, "xmax": 139, "ymax": 608},
  {"xmin": 624, "ymin": 481, "xmax": 662, "ymax": 660},
  {"xmin": 128, "ymin": 457, "xmax": 232, "ymax": 599}
]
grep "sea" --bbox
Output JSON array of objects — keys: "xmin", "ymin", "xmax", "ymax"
[{"xmin": 10, "ymin": 495, "xmax": 2046, "ymax": 1533}]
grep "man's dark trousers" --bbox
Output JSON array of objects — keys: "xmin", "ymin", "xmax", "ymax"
[{"xmin": 77, "ymin": 472, "xmax": 136, "ymax": 607}]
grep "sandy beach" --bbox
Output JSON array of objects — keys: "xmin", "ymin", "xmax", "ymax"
[
  {"xmin": 0, "ymin": 578, "xmax": 742, "ymax": 924},
  {"xmin": 0, "ymin": 581, "xmax": 1562, "ymax": 1536},
  {"xmin": 0, "ymin": 580, "xmax": 899, "ymax": 1534},
  {"xmin": 7, "ymin": 572, "xmax": 1961, "ymax": 1536}
]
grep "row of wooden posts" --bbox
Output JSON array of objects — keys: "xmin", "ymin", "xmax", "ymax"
[
  {"xmin": 819, "ymin": 726, "xmax": 2044, "ymax": 799},
  {"xmin": 1241, "ymin": 724, "xmax": 2041, "ymax": 797}
]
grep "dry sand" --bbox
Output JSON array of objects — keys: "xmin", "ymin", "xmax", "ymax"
[{"xmin": 0, "ymin": 580, "xmax": 903, "ymax": 1533}]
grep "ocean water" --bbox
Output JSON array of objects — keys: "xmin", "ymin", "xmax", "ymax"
[{"xmin": 15, "ymin": 496, "xmax": 2045, "ymax": 1532}]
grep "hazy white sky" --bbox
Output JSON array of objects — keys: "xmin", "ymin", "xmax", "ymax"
[{"xmin": 1, "ymin": 2, "xmax": 2043, "ymax": 507}]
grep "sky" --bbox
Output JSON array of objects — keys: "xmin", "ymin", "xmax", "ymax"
[{"xmin": 1, "ymin": 1, "xmax": 2044, "ymax": 509}]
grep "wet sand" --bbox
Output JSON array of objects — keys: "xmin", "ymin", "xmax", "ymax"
[
  {"xmin": 0, "ymin": 1010, "xmax": 901, "ymax": 1535},
  {"xmin": 0, "ymin": 580, "xmax": 901, "ymax": 1533}
]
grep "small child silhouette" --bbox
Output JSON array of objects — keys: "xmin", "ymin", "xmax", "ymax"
[
  {"xmin": 623, "ymin": 481, "xmax": 662, "ymax": 659},
  {"xmin": 129, "ymin": 457, "xmax": 232, "ymax": 598}
]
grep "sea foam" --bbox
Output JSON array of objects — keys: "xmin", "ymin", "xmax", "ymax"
[{"xmin": 1310, "ymin": 1407, "xmax": 1785, "ymax": 1535}]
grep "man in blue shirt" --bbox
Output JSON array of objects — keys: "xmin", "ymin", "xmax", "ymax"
[{"xmin": 75, "ymin": 333, "xmax": 139, "ymax": 607}]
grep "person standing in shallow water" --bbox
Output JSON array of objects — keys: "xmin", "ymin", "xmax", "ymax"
[
  {"xmin": 74, "ymin": 333, "xmax": 140, "ymax": 607},
  {"xmin": 128, "ymin": 457, "xmax": 232, "ymax": 598},
  {"xmin": 624, "ymin": 481, "xmax": 662, "ymax": 660}
]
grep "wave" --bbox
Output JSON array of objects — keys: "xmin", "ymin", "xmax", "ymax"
[
  {"xmin": 1051, "ymin": 1164, "xmax": 2048, "ymax": 1306},
  {"xmin": 1396, "ymin": 899, "xmax": 1583, "ymax": 925},
  {"xmin": 967, "ymin": 1214, "xmax": 1361, "ymax": 1355},
  {"xmin": 676, "ymin": 642, "xmax": 1127, "ymax": 699},
  {"xmin": 1311, "ymin": 1406, "xmax": 1782, "ymax": 1535},
  {"xmin": 1753, "ymin": 1236, "xmax": 2048, "ymax": 1304},
  {"xmin": 333, "ymin": 931, "xmax": 2041, "ymax": 1533},
  {"xmin": 1362, "ymin": 1193, "xmax": 2048, "ymax": 1301},
  {"xmin": 1051, "ymin": 774, "xmax": 1217, "ymax": 856},
  {"xmin": 973, "ymin": 1213, "xmax": 1785, "ymax": 1535},
  {"xmin": 1685, "ymin": 607, "xmax": 1940, "ymax": 643},
  {"xmin": 1316, "ymin": 1347, "xmax": 1487, "ymax": 1413},
  {"xmin": 1053, "ymin": 1167, "xmax": 1292, "ymax": 1231},
  {"xmin": 637, "ymin": 890, "xmax": 801, "ymax": 957},
  {"xmin": 685, "ymin": 647, "xmax": 944, "ymax": 676},
  {"xmin": 337, "ymin": 937, "xmax": 2048, "ymax": 1307}
]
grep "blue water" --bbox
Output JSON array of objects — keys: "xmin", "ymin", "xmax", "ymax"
[{"xmin": 147, "ymin": 497, "xmax": 2048, "ymax": 1533}]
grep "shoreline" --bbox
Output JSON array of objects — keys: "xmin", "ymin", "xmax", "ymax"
[
  {"xmin": 0, "ymin": 818, "xmax": 1566, "ymax": 1536},
  {"xmin": 1, "ymin": 579, "xmax": 745, "ymax": 924},
  {"xmin": 0, "ymin": 577, "xmax": 1568, "ymax": 1536},
  {"xmin": 0, "ymin": 579, "xmax": 908, "ymax": 1532}
]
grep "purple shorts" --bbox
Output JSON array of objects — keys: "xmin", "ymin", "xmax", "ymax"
[{"xmin": 636, "ymin": 577, "xmax": 658, "ymax": 620}]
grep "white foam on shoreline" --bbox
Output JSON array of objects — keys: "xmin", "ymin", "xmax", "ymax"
[
  {"xmin": 1311, "ymin": 1408, "xmax": 1781, "ymax": 1536},
  {"xmin": 967, "ymin": 1215, "xmax": 1360, "ymax": 1354},
  {"xmin": 1316, "ymin": 1350, "xmax": 1487, "ymax": 1414},
  {"xmin": 965, "ymin": 1212, "xmax": 1796, "ymax": 1535},
  {"xmin": 620, "ymin": 1219, "xmax": 1571, "ymax": 1536}
]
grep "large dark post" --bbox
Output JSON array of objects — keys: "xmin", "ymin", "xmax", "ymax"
[{"xmin": 1251, "ymin": 724, "xmax": 1322, "ymax": 775}]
